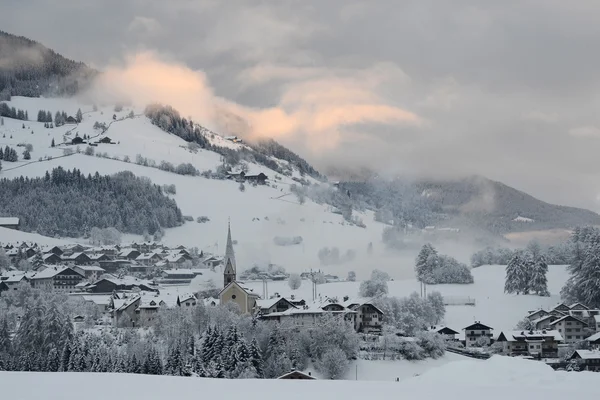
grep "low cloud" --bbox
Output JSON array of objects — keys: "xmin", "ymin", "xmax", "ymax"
[
  {"xmin": 568, "ymin": 125, "xmax": 600, "ymax": 138},
  {"xmin": 89, "ymin": 52, "xmax": 422, "ymax": 151}
]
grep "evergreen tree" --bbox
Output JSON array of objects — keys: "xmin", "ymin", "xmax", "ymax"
[
  {"xmin": 505, "ymin": 253, "xmax": 527, "ymax": 294},
  {"xmin": 575, "ymin": 244, "xmax": 600, "ymax": 306},
  {"xmin": 60, "ymin": 342, "xmax": 71, "ymax": 372},
  {"xmin": 51, "ymin": 138, "xmax": 55, "ymax": 147},
  {"xmin": 249, "ymin": 338, "xmax": 263, "ymax": 377},
  {"xmin": 23, "ymin": 149, "xmax": 31, "ymax": 160},
  {"xmin": 530, "ymin": 255, "xmax": 550, "ymax": 296},
  {"xmin": 415, "ymin": 243, "xmax": 437, "ymax": 284},
  {"xmin": 76, "ymin": 108, "xmax": 83, "ymax": 123}
]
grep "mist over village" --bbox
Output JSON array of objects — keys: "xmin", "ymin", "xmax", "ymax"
[{"xmin": 2, "ymin": 2, "xmax": 600, "ymax": 399}]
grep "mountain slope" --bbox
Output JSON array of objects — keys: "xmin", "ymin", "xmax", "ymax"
[
  {"xmin": 340, "ymin": 175, "xmax": 600, "ymax": 234},
  {"xmin": 0, "ymin": 30, "xmax": 96, "ymax": 99}
]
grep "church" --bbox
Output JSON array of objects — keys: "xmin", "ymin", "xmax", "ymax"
[{"xmin": 218, "ymin": 223, "xmax": 260, "ymax": 314}]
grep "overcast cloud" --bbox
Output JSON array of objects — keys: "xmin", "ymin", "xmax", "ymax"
[{"xmin": 3, "ymin": 0, "xmax": 600, "ymax": 210}]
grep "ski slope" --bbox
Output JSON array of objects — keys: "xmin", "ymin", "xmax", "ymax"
[{"xmin": 0, "ymin": 356, "xmax": 598, "ymax": 399}]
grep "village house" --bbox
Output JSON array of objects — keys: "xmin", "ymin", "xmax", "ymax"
[
  {"xmin": 201, "ymin": 255, "xmax": 222, "ymax": 268},
  {"xmin": 62, "ymin": 252, "xmax": 92, "ymax": 266},
  {"xmin": 160, "ymin": 269, "xmax": 203, "ymax": 284},
  {"xmin": 463, "ymin": 322, "xmax": 494, "ymax": 348},
  {"xmin": 0, "ymin": 217, "xmax": 20, "ymax": 230},
  {"xmin": 137, "ymin": 252, "xmax": 163, "ymax": 266},
  {"xmin": 496, "ymin": 330, "xmax": 563, "ymax": 358},
  {"xmin": 0, "ymin": 271, "xmax": 31, "ymax": 292},
  {"xmin": 567, "ymin": 309, "xmax": 600, "ymax": 331},
  {"xmin": 548, "ymin": 315, "xmax": 588, "ymax": 344},
  {"xmin": 343, "ymin": 298, "xmax": 384, "ymax": 334},
  {"xmin": 118, "ymin": 248, "xmax": 141, "ymax": 260},
  {"xmin": 256, "ymin": 297, "xmax": 297, "ymax": 316},
  {"xmin": 43, "ymin": 246, "xmax": 64, "ymax": 256},
  {"xmin": 570, "ymin": 350, "xmax": 600, "ymax": 372},
  {"xmin": 277, "ymin": 370, "xmax": 316, "ymax": 380},
  {"xmin": 98, "ymin": 259, "xmax": 132, "ymax": 274},
  {"xmin": 110, "ymin": 291, "xmax": 199, "ymax": 327},
  {"xmin": 86, "ymin": 276, "xmax": 158, "ymax": 293},
  {"xmin": 42, "ymin": 253, "xmax": 62, "ymax": 265},
  {"xmin": 29, "ymin": 266, "xmax": 85, "ymax": 293},
  {"xmin": 73, "ymin": 265, "xmax": 105, "ymax": 282},
  {"xmin": 526, "ymin": 309, "xmax": 550, "ymax": 322},
  {"xmin": 428, "ymin": 326, "xmax": 460, "ymax": 341},
  {"xmin": 260, "ymin": 298, "xmax": 358, "ymax": 330},
  {"xmin": 585, "ymin": 332, "xmax": 600, "ymax": 349}
]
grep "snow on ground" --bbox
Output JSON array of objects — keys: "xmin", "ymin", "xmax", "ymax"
[
  {"xmin": 1, "ymin": 356, "xmax": 598, "ymax": 399},
  {"xmin": 241, "ymin": 264, "xmax": 569, "ymax": 334},
  {"xmin": 0, "ymin": 227, "xmax": 71, "ymax": 246}
]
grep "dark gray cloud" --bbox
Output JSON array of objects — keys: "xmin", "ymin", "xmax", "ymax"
[{"xmin": 3, "ymin": 0, "xmax": 600, "ymax": 210}]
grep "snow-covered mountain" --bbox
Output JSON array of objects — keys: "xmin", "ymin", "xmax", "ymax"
[{"xmin": 0, "ymin": 96, "xmax": 396, "ymax": 279}]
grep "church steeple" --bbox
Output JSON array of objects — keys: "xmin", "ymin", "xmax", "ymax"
[{"xmin": 223, "ymin": 220, "xmax": 237, "ymax": 288}]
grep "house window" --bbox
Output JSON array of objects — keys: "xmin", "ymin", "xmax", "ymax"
[
  {"xmin": 232, "ymin": 295, "xmax": 237, "ymax": 300},
  {"xmin": 471, "ymin": 331, "xmax": 475, "ymax": 335},
  {"xmin": 567, "ymin": 322, "xmax": 572, "ymax": 326},
  {"xmin": 566, "ymin": 328, "xmax": 572, "ymax": 332}
]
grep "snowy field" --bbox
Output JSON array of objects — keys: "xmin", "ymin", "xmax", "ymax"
[
  {"xmin": 239, "ymin": 264, "xmax": 569, "ymax": 334},
  {"xmin": 1, "ymin": 356, "xmax": 598, "ymax": 399}
]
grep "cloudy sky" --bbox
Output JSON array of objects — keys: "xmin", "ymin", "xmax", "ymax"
[{"xmin": 3, "ymin": 0, "xmax": 600, "ymax": 210}]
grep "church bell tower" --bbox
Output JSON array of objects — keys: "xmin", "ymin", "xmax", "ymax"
[{"xmin": 223, "ymin": 221, "xmax": 237, "ymax": 288}]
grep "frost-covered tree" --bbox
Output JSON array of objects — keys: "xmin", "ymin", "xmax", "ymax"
[
  {"xmin": 530, "ymin": 256, "xmax": 549, "ymax": 296},
  {"xmin": 427, "ymin": 291, "xmax": 445, "ymax": 324},
  {"xmin": 505, "ymin": 253, "xmax": 527, "ymax": 294},
  {"xmin": 359, "ymin": 270, "xmax": 389, "ymax": 297},
  {"xmin": 347, "ymin": 271, "xmax": 356, "ymax": 282},
  {"xmin": 317, "ymin": 346, "xmax": 348, "ymax": 379},
  {"xmin": 288, "ymin": 273, "xmax": 302, "ymax": 290},
  {"xmin": 76, "ymin": 108, "xmax": 83, "ymax": 123}
]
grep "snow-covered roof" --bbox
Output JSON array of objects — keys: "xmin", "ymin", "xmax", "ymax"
[
  {"xmin": 31, "ymin": 266, "xmax": 81, "ymax": 279},
  {"xmin": 75, "ymin": 265, "xmax": 105, "ymax": 271},
  {"xmin": 549, "ymin": 315, "xmax": 588, "ymax": 326},
  {"xmin": 498, "ymin": 330, "xmax": 563, "ymax": 342},
  {"xmin": 80, "ymin": 295, "xmax": 112, "ymax": 305},
  {"xmin": 573, "ymin": 350, "xmax": 600, "ymax": 360},
  {"xmin": 526, "ymin": 308, "xmax": 549, "ymax": 318},
  {"xmin": 0, "ymin": 217, "xmax": 20, "ymax": 225},
  {"xmin": 585, "ymin": 332, "xmax": 600, "ymax": 342},
  {"xmin": 256, "ymin": 297, "xmax": 293, "ymax": 310},
  {"xmin": 428, "ymin": 325, "xmax": 460, "ymax": 335},
  {"xmin": 531, "ymin": 315, "xmax": 556, "ymax": 325},
  {"xmin": 0, "ymin": 271, "xmax": 30, "ymax": 283},
  {"xmin": 162, "ymin": 269, "xmax": 203, "ymax": 276}
]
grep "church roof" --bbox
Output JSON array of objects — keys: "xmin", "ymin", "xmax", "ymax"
[{"xmin": 224, "ymin": 222, "xmax": 236, "ymax": 274}]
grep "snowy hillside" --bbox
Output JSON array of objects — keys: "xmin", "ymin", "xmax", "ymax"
[
  {"xmin": 1, "ymin": 356, "xmax": 599, "ymax": 399},
  {"xmin": 0, "ymin": 96, "xmax": 393, "ymax": 278}
]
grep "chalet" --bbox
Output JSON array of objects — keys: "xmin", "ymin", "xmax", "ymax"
[
  {"xmin": 161, "ymin": 269, "xmax": 203, "ymax": 283},
  {"xmin": 428, "ymin": 326, "xmax": 460, "ymax": 341},
  {"xmin": 30, "ymin": 266, "xmax": 85, "ymax": 293},
  {"xmin": 0, "ymin": 217, "xmax": 20, "ymax": 230},
  {"xmin": 79, "ymin": 294, "xmax": 113, "ymax": 313},
  {"xmin": 256, "ymin": 297, "xmax": 297, "ymax": 316},
  {"xmin": 62, "ymin": 252, "xmax": 92, "ymax": 265},
  {"xmin": 548, "ymin": 315, "xmax": 588, "ymax": 343},
  {"xmin": 224, "ymin": 135, "xmax": 242, "ymax": 143},
  {"xmin": 97, "ymin": 136, "xmax": 113, "ymax": 144},
  {"xmin": 62, "ymin": 244, "xmax": 87, "ymax": 254},
  {"xmin": 111, "ymin": 295, "xmax": 142, "ymax": 327},
  {"xmin": 552, "ymin": 303, "xmax": 571, "ymax": 313},
  {"xmin": 463, "ymin": 322, "xmax": 494, "ymax": 348},
  {"xmin": 87, "ymin": 276, "xmax": 158, "ymax": 293},
  {"xmin": 163, "ymin": 252, "xmax": 193, "ymax": 266},
  {"xmin": 567, "ymin": 309, "xmax": 600, "ymax": 330},
  {"xmin": 88, "ymin": 253, "xmax": 111, "ymax": 263},
  {"xmin": 119, "ymin": 248, "xmax": 141, "ymax": 260},
  {"xmin": 570, "ymin": 350, "xmax": 600, "ymax": 372},
  {"xmin": 261, "ymin": 298, "xmax": 358, "ymax": 330},
  {"xmin": 526, "ymin": 309, "xmax": 550, "ymax": 322},
  {"xmin": 99, "ymin": 259, "xmax": 132, "ymax": 274},
  {"xmin": 137, "ymin": 252, "xmax": 163, "ymax": 266},
  {"xmin": 569, "ymin": 303, "xmax": 590, "ymax": 311},
  {"xmin": 43, "ymin": 246, "xmax": 64, "ymax": 256},
  {"xmin": 277, "ymin": 370, "xmax": 316, "ymax": 380},
  {"xmin": 585, "ymin": 332, "xmax": 600, "ymax": 348},
  {"xmin": 343, "ymin": 298, "xmax": 384, "ymax": 334},
  {"xmin": 531, "ymin": 315, "xmax": 558, "ymax": 330},
  {"xmin": 73, "ymin": 265, "xmax": 105, "ymax": 282},
  {"xmin": 202, "ymin": 256, "xmax": 222, "ymax": 268},
  {"xmin": 245, "ymin": 173, "xmax": 268, "ymax": 185},
  {"xmin": 65, "ymin": 116, "xmax": 77, "ymax": 124},
  {"xmin": 496, "ymin": 330, "xmax": 563, "ymax": 358},
  {"xmin": 42, "ymin": 253, "xmax": 62, "ymax": 264},
  {"xmin": 0, "ymin": 271, "xmax": 31, "ymax": 292},
  {"xmin": 129, "ymin": 263, "xmax": 155, "ymax": 274},
  {"xmin": 71, "ymin": 136, "xmax": 85, "ymax": 145}
]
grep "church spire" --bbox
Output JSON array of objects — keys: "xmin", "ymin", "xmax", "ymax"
[{"xmin": 223, "ymin": 219, "xmax": 236, "ymax": 287}]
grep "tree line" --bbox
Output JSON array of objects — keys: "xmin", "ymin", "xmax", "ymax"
[
  {"xmin": 504, "ymin": 249, "xmax": 549, "ymax": 296},
  {"xmin": 471, "ymin": 241, "xmax": 572, "ymax": 267},
  {"xmin": 0, "ymin": 167, "xmax": 183, "ymax": 237},
  {"xmin": 561, "ymin": 227, "xmax": 600, "ymax": 307},
  {"xmin": 0, "ymin": 103, "xmax": 28, "ymax": 120}
]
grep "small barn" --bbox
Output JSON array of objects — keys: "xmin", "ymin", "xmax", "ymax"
[
  {"xmin": 65, "ymin": 116, "xmax": 78, "ymax": 124},
  {"xmin": 245, "ymin": 172, "xmax": 268, "ymax": 185},
  {"xmin": 97, "ymin": 136, "xmax": 113, "ymax": 144},
  {"xmin": 277, "ymin": 370, "xmax": 316, "ymax": 380},
  {"xmin": 71, "ymin": 136, "xmax": 85, "ymax": 145}
]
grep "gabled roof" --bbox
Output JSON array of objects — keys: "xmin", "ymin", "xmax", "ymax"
[
  {"xmin": 75, "ymin": 265, "xmax": 105, "ymax": 272},
  {"xmin": 585, "ymin": 332, "xmax": 600, "ymax": 342},
  {"xmin": 256, "ymin": 297, "xmax": 297, "ymax": 310},
  {"xmin": 428, "ymin": 326, "xmax": 459, "ymax": 335},
  {"xmin": 30, "ymin": 266, "xmax": 83, "ymax": 279},
  {"xmin": 526, "ymin": 308, "xmax": 549, "ymax": 319},
  {"xmin": 571, "ymin": 350, "xmax": 600, "ymax": 360},
  {"xmin": 219, "ymin": 281, "xmax": 260, "ymax": 298},
  {"xmin": 277, "ymin": 370, "xmax": 316, "ymax": 380},
  {"xmin": 548, "ymin": 315, "xmax": 589, "ymax": 327},
  {"xmin": 496, "ymin": 330, "xmax": 563, "ymax": 342},
  {"xmin": 569, "ymin": 302, "xmax": 590, "ymax": 310},
  {"xmin": 531, "ymin": 315, "xmax": 557, "ymax": 325},
  {"xmin": 464, "ymin": 322, "xmax": 493, "ymax": 331}
]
